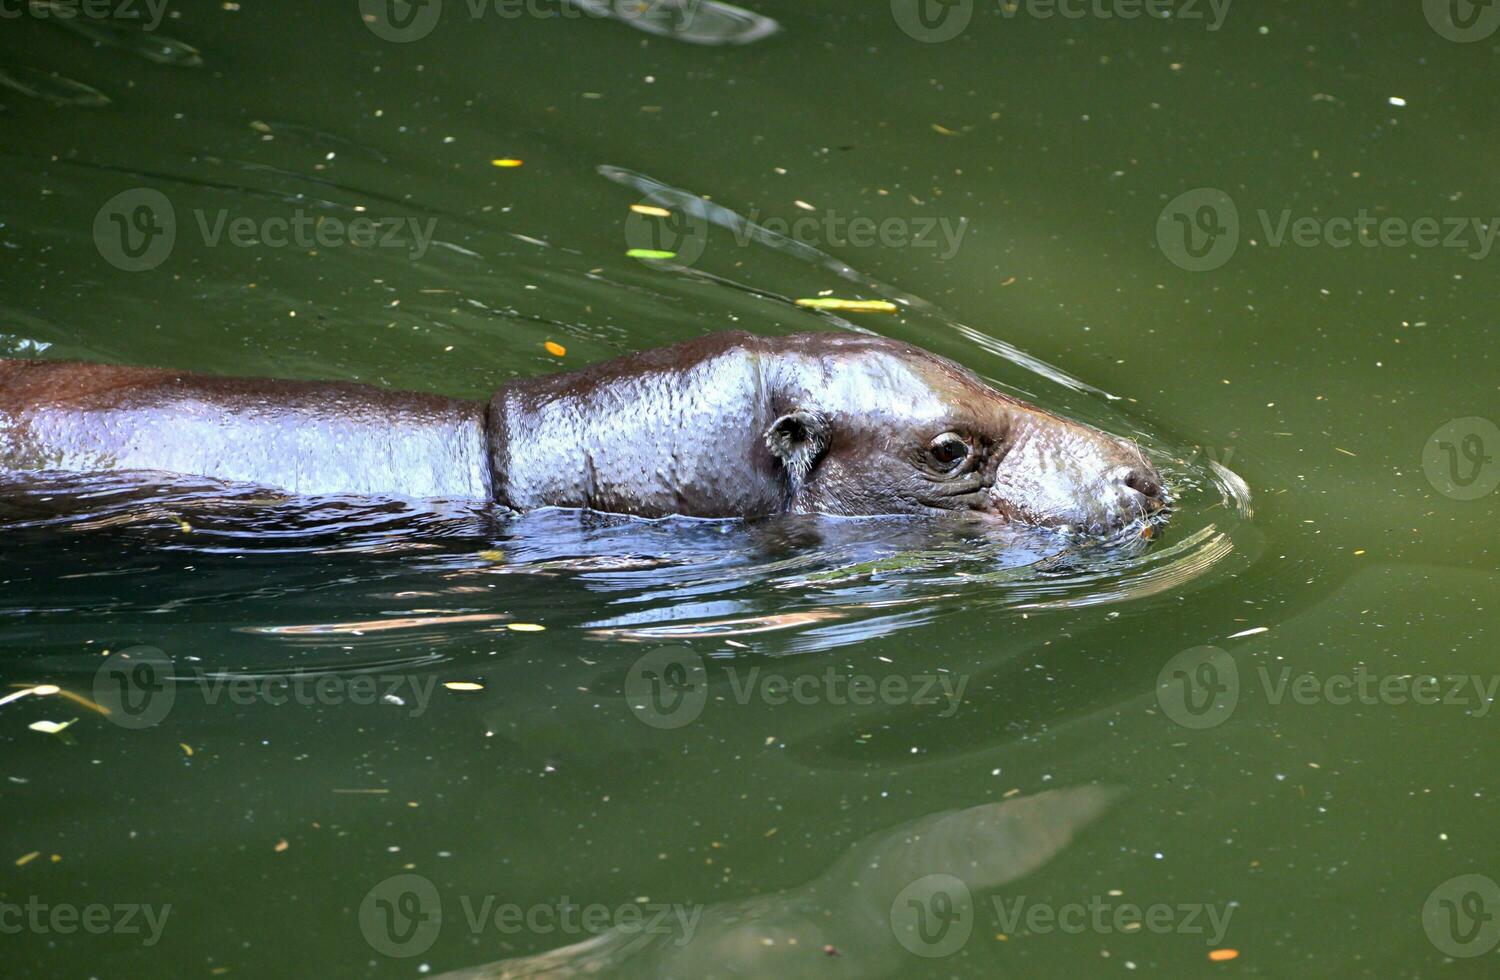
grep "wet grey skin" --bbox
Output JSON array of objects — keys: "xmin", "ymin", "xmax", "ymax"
[{"xmin": 0, "ymin": 331, "xmax": 1167, "ymax": 532}]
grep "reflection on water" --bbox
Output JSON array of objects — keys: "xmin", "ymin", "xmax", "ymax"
[
  {"xmin": 436, "ymin": 785, "xmax": 1118, "ymax": 979},
  {"xmin": 0, "ymin": 431, "xmax": 1249, "ymax": 661}
]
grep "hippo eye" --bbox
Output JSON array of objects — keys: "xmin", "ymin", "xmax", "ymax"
[{"xmin": 928, "ymin": 433, "xmax": 970, "ymax": 470}]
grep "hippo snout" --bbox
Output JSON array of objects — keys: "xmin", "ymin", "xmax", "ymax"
[
  {"xmin": 986, "ymin": 420, "xmax": 1170, "ymax": 534},
  {"xmin": 1111, "ymin": 443, "xmax": 1169, "ymax": 516}
]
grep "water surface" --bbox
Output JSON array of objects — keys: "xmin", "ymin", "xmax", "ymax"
[{"xmin": 1, "ymin": 2, "xmax": 1497, "ymax": 977}]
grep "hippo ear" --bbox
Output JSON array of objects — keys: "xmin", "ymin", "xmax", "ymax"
[{"xmin": 765, "ymin": 410, "xmax": 829, "ymax": 489}]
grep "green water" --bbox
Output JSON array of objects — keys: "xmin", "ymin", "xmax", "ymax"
[{"xmin": 1, "ymin": 1, "xmax": 1497, "ymax": 977}]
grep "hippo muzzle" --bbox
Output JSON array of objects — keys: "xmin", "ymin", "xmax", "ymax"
[{"xmin": 986, "ymin": 410, "xmax": 1167, "ymax": 533}]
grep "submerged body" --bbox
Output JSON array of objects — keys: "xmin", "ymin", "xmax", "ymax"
[{"xmin": 0, "ymin": 332, "xmax": 1165, "ymax": 531}]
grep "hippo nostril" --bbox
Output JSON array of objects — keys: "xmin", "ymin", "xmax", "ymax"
[{"xmin": 1123, "ymin": 469, "xmax": 1163, "ymax": 501}]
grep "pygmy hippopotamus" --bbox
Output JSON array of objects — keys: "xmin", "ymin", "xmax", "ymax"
[{"xmin": 0, "ymin": 331, "xmax": 1166, "ymax": 532}]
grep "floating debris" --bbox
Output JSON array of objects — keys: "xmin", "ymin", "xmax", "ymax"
[
  {"xmin": 795, "ymin": 298, "xmax": 899, "ymax": 314},
  {"xmin": 630, "ymin": 204, "xmax": 672, "ymax": 217},
  {"xmin": 544, "ymin": 341, "xmax": 567, "ymax": 357},
  {"xmin": 491, "ymin": 158, "xmax": 524, "ymax": 167},
  {"xmin": 1208, "ymin": 948, "xmax": 1240, "ymax": 962},
  {"xmin": 507, "ymin": 623, "xmax": 546, "ymax": 632},
  {"xmin": 0, "ymin": 685, "xmax": 59, "ymax": 709},
  {"xmin": 626, "ymin": 248, "xmax": 676, "ymax": 260},
  {"xmin": 27, "ymin": 718, "xmax": 76, "ymax": 735}
]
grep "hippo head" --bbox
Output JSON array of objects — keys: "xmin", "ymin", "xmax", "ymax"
[{"xmin": 761, "ymin": 335, "xmax": 1167, "ymax": 533}]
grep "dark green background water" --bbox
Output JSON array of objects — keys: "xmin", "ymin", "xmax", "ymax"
[{"xmin": 2, "ymin": 1, "xmax": 1497, "ymax": 977}]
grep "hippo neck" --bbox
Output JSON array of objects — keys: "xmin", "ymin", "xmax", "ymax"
[{"xmin": 487, "ymin": 338, "xmax": 785, "ymax": 518}]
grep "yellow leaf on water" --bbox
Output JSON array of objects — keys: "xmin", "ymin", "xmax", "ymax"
[
  {"xmin": 544, "ymin": 341, "xmax": 567, "ymax": 357},
  {"xmin": 15, "ymin": 851, "xmax": 40, "ymax": 866},
  {"xmin": 27, "ymin": 719, "xmax": 76, "ymax": 735},
  {"xmin": 491, "ymin": 158, "xmax": 523, "ymax": 167},
  {"xmin": 794, "ymin": 298, "xmax": 898, "ymax": 314},
  {"xmin": 630, "ymin": 204, "xmax": 671, "ymax": 217},
  {"xmin": 477, "ymin": 549, "xmax": 506, "ymax": 563},
  {"xmin": 507, "ymin": 623, "xmax": 546, "ymax": 632},
  {"xmin": 626, "ymin": 248, "xmax": 676, "ymax": 260},
  {"xmin": 180, "ymin": 743, "xmax": 194, "ymax": 757},
  {"xmin": 444, "ymin": 682, "xmax": 485, "ymax": 691}
]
